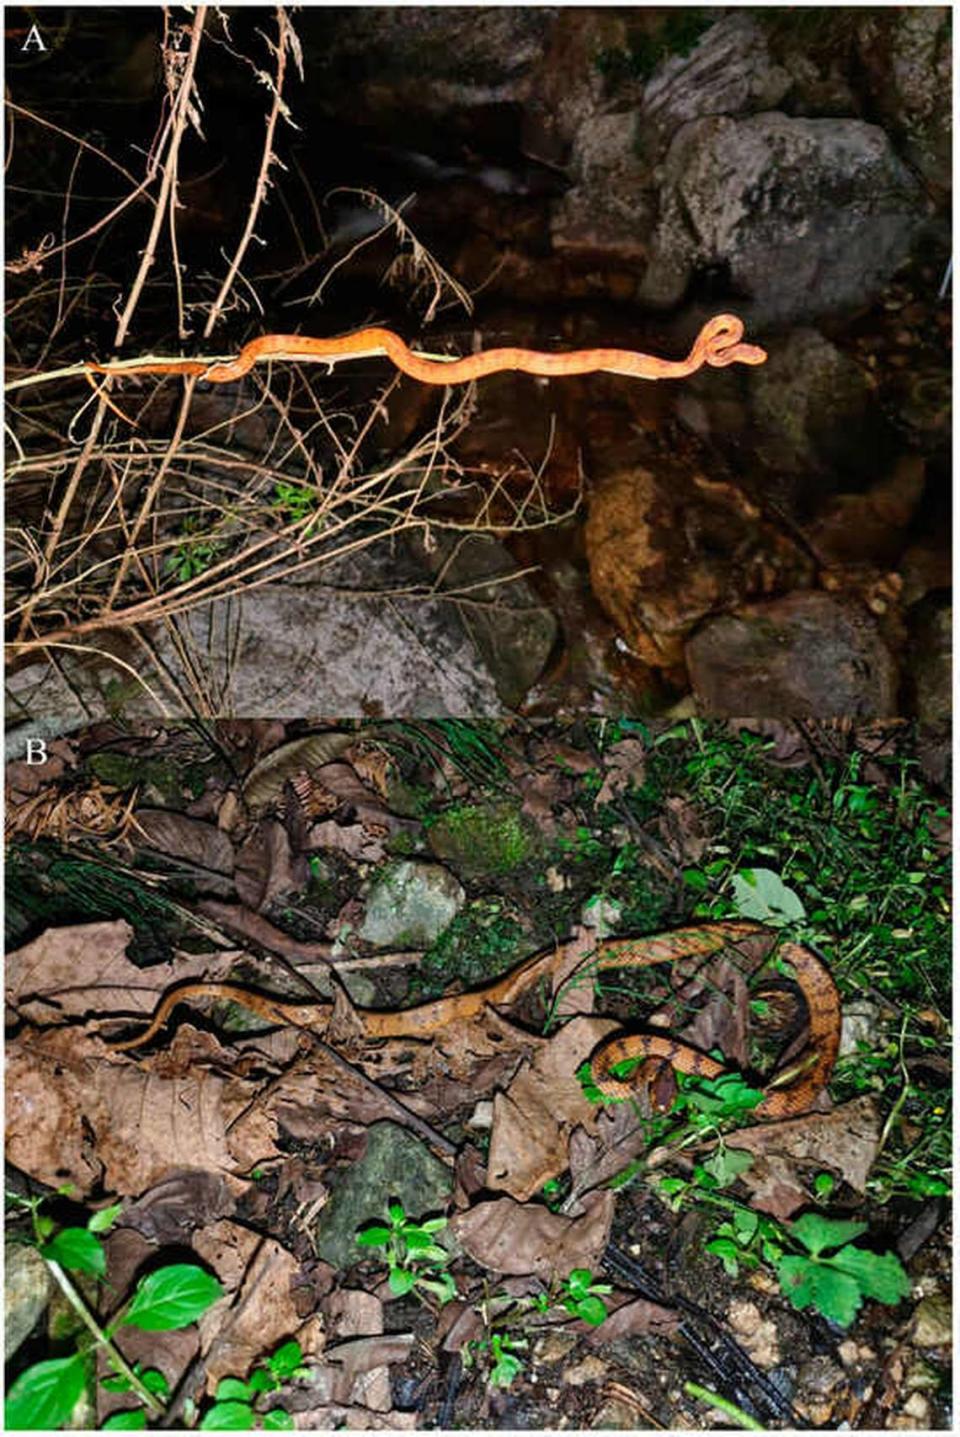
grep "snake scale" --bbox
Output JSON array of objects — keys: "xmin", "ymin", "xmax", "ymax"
[
  {"xmin": 105, "ymin": 921, "xmax": 839, "ymax": 1119},
  {"xmin": 88, "ymin": 313, "xmax": 766, "ymax": 387}
]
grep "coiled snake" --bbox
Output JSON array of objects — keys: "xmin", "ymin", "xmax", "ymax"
[
  {"xmin": 88, "ymin": 313, "xmax": 766, "ymax": 387},
  {"xmin": 105, "ymin": 920, "xmax": 839, "ymax": 1119}
]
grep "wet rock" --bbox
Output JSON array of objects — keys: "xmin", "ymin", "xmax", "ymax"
[
  {"xmin": 749, "ymin": 330, "xmax": 890, "ymax": 488},
  {"xmin": 5, "ymin": 1244, "xmax": 53, "ymax": 1361},
  {"xmin": 911, "ymin": 1292, "xmax": 951, "ymax": 1348},
  {"xmin": 585, "ymin": 465, "xmax": 810, "ymax": 667},
  {"xmin": 639, "ymin": 113, "xmax": 924, "ymax": 326},
  {"xmin": 856, "ymin": 7, "xmax": 952, "ymax": 193},
  {"xmin": 807, "ymin": 455, "xmax": 927, "ymax": 564},
  {"xmin": 904, "ymin": 594, "xmax": 951, "ymax": 723},
  {"xmin": 635, "ymin": 12, "xmax": 792, "ymax": 165},
  {"xmin": 313, "ymin": 1120, "xmax": 453, "ymax": 1271},
  {"xmin": 427, "ymin": 801, "xmax": 538, "ymax": 881},
  {"xmin": 411, "ymin": 529, "xmax": 558, "ymax": 710},
  {"xmin": 685, "ymin": 592, "xmax": 899, "ymax": 717},
  {"xmin": 359, "ymin": 860, "xmax": 465, "ymax": 949}
]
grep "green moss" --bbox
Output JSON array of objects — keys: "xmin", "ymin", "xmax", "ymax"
[
  {"xmin": 87, "ymin": 751, "xmax": 205, "ymax": 804},
  {"xmin": 427, "ymin": 801, "xmax": 536, "ymax": 879},
  {"xmin": 416, "ymin": 899, "xmax": 530, "ymax": 997}
]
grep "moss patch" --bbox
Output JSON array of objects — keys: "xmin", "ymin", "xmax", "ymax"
[{"xmin": 426, "ymin": 801, "xmax": 537, "ymax": 880}]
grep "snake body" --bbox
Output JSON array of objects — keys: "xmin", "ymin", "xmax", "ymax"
[
  {"xmin": 105, "ymin": 921, "xmax": 839, "ymax": 1119},
  {"xmin": 88, "ymin": 314, "xmax": 766, "ymax": 387}
]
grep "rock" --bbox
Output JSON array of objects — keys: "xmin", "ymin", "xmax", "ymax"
[
  {"xmin": 749, "ymin": 330, "xmax": 890, "ymax": 488},
  {"xmin": 635, "ymin": 13, "xmax": 792, "ymax": 165},
  {"xmin": 639, "ymin": 113, "xmax": 925, "ymax": 326},
  {"xmin": 313, "ymin": 1120, "xmax": 453, "ymax": 1271},
  {"xmin": 911, "ymin": 1292, "xmax": 951, "ymax": 1348},
  {"xmin": 793, "ymin": 1355, "xmax": 846, "ymax": 1427},
  {"xmin": 411, "ymin": 529, "xmax": 557, "ymax": 709},
  {"xmin": 839, "ymin": 1002, "xmax": 884, "ymax": 1059},
  {"xmin": 807, "ymin": 456, "xmax": 927, "ymax": 564},
  {"xmin": 856, "ymin": 8, "xmax": 952, "ymax": 193},
  {"xmin": 5, "ymin": 544, "xmax": 506, "ymax": 730},
  {"xmin": 584, "ymin": 465, "xmax": 810, "ymax": 667},
  {"xmin": 359, "ymin": 860, "xmax": 465, "ymax": 949},
  {"xmin": 551, "ymin": 111, "xmax": 654, "ymax": 262},
  {"xmin": 904, "ymin": 595, "xmax": 951, "ymax": 723},
  {"xmin": 426, "ymin": 801, "xmax": 538, "ymax": 881},
  {"xmin": 5, "ymin": 1244, "xmax": 53, "ymax": 1360},
  {"xmin": 685, "ymin": 592, "xmax": 899, "ymax": 717}
]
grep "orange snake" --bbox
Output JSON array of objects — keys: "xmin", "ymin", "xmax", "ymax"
[
  {"xmin": 88, "ymin": 313, "xmax": 766, "ymax": 386},
  {"xmin": 105, "ymin": 920, "xmax": 838, "ymax": 1120}
]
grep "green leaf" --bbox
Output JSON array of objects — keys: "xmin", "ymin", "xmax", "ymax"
[
  {"xmin": 403, "ymin": 1228, "xmax": 431, "ymax": 1251},
  {"xmin": 416, "ymin": 1244, "xmax": 449, "ymax": 1264},
  {"xmin": 248, "ymin": 1369, "xmax": 276, "ymax": 1393},
  {"xmin": 702, "ymin": 1148, "xmax": 754, "ymax": 1188},
  {"xmin": 730, "ymin": 869, "xmax": 805, "ymax": 925},
  {"xmin": 778, "ymin": 1255, "xmax": 863, "ymax": 1327},
  {"xmin": 355, "ymin": 1225, "xmax": 391, "ymax": 1248},
  {"xmin": 42, "ymin": 1226, "xmax": 106, "ymax": 1276},
  {"xmin": 387, "ymin": 1200, "xmax": 406, "ymax": 1223},
  {"xmin": 123, "ymin": 1264, "xmax": 223, "ymax": 1331},
  {"xmin": 388, "ymin": 1267, "xmax": 416, "ymax": 1296},
  {"xmin": 787, "ymin": 1214, "xmax": 869, "ymax": 1258},
  {"xmin": 827, "ymin": 1247, "xmax": 911, "ymax": 1306},
  {"xmin": 101, "ymin": 1374, "xmax": 134, "ymax": 1393},
  {"xmin": 4, "ymin": 1354, "xmax": 87, "ymax": 1431},
  {"xmin": 565, "ymin": 1268, "xmax": 593, "ymax": 1297},
  {"xmin": 215, "ymin": 1379, "xmax": 253, "ymax": 1402},
  {"xmin": 141, "ymin": 1368, "xmax": 170, "ymax": 1397},
  {"xmin": 89, "ymin": 1202, "xmax": 124, "ymax": 1234},
  {"xmin": 421, "ymin": 1216, "xmax": 448, "ymax": 1234},
  {"xmin": 102, "ymin": 1412, "xmax": 148, "ymax": 1430},
  {"xmin": 268, "ymin": 1340, "xmax": 304, "ymax": 1380},
  {"xmin": 200, "ymin": 1400, "xmax": 256, "ymax": 1429},
  {"xmin": 575, "ymin": 1294, "xmax": 608, "ymax": 1326},
  {"xmin": 263, "ymin": 1411, "xmax": 295, "ymax": 1430}
]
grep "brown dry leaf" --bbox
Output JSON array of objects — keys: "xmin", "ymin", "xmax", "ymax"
[
  {"xmin": 729, "ymin": 1096, "xmax": 881, "ymax": 1218},
  {"xmin": 235, "ymin": 819, "xmax": 308, "ymax": 912},
  {"xmin": 529, "ymin": 738, "xmax": 599, "ymax": 775},
  {"xmin": 241, "ymin": 732, "xmax": 357, "ymax": 811},
  {"xmin": 565, "ymin": 1108, "xmax": 653, "ymax": 1211},
  {"xmin": 5, "ymin": 1023, "xmax": 273, "ymax": 1196},
  {"xmin": 195, "ymin": 1222, "xmax": 315, "ymax": 1388},
  {"xmin": 133, "ymin": 809, "xmax": 235, "ymax": 875},
  {"xmin": 585, "ymin": 1294, "xmax": 680, "ymax": 1342},
  {"xmin": 194, "ymin": 900, "xmax": 334, "ymax": 960},
  {"xmin": 307, "ymin": 819, "xmax": 387, "ymax": 864},
  {"xmin": 595, "ymin": 738, "xmax": 647, "ymax": 805},
  {"xmin": 6, "ymin": 921, "xmax": 245, "ymax": 1025},
  {"xmin": 487, "ymin": 1015, "xmax": 617, "ymax": 1200},
  {"xmin": 451, "ymin": 1190, "xmax": 614, "ymax": 1279},
  {"xmin": 118, "ymin": 1170, "xmax": 238, "ymax": 1243},
  {"xmin": 347, "ymin": 745, "xmax": 394, "ymax": 799}
]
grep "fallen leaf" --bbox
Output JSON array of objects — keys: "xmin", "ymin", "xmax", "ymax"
[
  {"xmin": 133, "ymin": 809, "xmax": 235, "ymax": 877},
  {"xmin": 241, "ymin": 732, "xmax": 357, "ymax": 811},
  {"xmin": 595, "ymin": 738, "xmax": 646, "ymax": 805},
  {"xmin": 450, "ymin": 1190, "xmax": 614, "ymax": 1279},
  {"xmin": 235, "ymin": 819, "xmax": 308, "ymax": 912}
]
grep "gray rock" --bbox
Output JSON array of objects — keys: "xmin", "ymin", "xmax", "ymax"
[
  {"xmin": 359, "ymin": 860, "xmax": 465, "ymax": 948},
  {"xmin": 856, "ymin": 7, "xmax": 952, "ymax": 192},
  {"xmin": 904, "ymin": 595, "xmax": 951, "ymax": 723},
  {"xmin": 5, "ymin": 1244, "xmax": 53, "ymax": 1361},
  {"xmin": 314, "ymin": 1120, "xmax": 453, "ymax": 1271},
  {"xmin": 686, "ymin": 592, "xmax": 899, "ymax": 717},
  {"xmin": 749, "ymin": 329, "xmax": 886, "ymax": 483},
  {"xmin": 640, "ymin": 112, "xmax": 925, "ymax": 325}
]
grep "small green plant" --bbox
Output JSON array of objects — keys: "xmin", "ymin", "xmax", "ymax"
[
  {"xmin": 465, "ymin": 1268, "xmax": 611, "ymax": 1389},
  {"xmin": 200, "ymin": 1339, "xmax": 308, "ymax": 1431},
  {"xmin": 776, "ymin": 1213, "xmax": 911, "ymax": 1327},
  {"xmin": 270, "ymin": 481, "xmax": 324, "ymax": 536},
  {"xmin": 5, "ymin": 1189, "xmax": 222, "ymax": 1431},
  {"xmin": 355, "ymin": 1200, "xmax": 456, "ymax": 1304},
  {"xmin": 164, "ymin": 517, "xmax": 220, "ymax": 583}
]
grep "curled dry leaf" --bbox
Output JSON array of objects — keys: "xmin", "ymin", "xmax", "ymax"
[
  {"xmin": 194, "ymin": 1222, "xmax": 312, "ymax": 1387},
  {"xmin": 132, "ymin": 809, "xmax": 236, "ymax": 877},
  {"xmin": 595, "ymin": 738, "xmax": 647, "ymax": 805},
  {"xmin": 241, "ymin": 732, "xmax": 358, "ymax": 812},
  {"xmin": 234, "ymin": 818, "xmax": 308, "ymax": 912},
  {"xmin": 487, "ymin": 1015, "xmax": 618, "ymax": 1201},
  {"xmin": 728, "ymin": 1095, "xmax": 881, "ymax": 1219},
  {"xmin": 585, "ymin": 1294, "xmax": 680, "ymax": 1343},
  {"xmin": 6, "ymin": 921, "xmax": 244, "ymax": 1025},
  {"xmin": 450, "ymin": 1190, "xmax": 614, "ymax": 1279}
]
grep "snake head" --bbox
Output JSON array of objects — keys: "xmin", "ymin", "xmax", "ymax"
[{"xmin": 701, "ymin": 314, "xmax": 768, "ymax": 369}]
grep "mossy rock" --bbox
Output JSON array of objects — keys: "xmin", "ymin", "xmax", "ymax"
[{"xmin": 426, "ymin": 801, "xmax": 538, "ymax": 880}]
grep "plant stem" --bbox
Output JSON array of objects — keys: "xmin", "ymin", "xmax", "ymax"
[
  {"xmin": 683, "ymin": 1381, "xmax": 764, "ymax": 1430},
  {"xmin": 44, "ymin": 1260, "xmax": 163, "ymax": 1417}
]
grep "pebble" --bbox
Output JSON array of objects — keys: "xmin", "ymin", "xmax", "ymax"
[{"xmin": 911, "ymin": 1293, "xmax": 951, "ymax": 1347}]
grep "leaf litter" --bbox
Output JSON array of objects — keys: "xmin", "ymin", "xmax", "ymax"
[{"xmin": 4, "ymin": 718, "xmax": 947, "ymax": 1428}]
